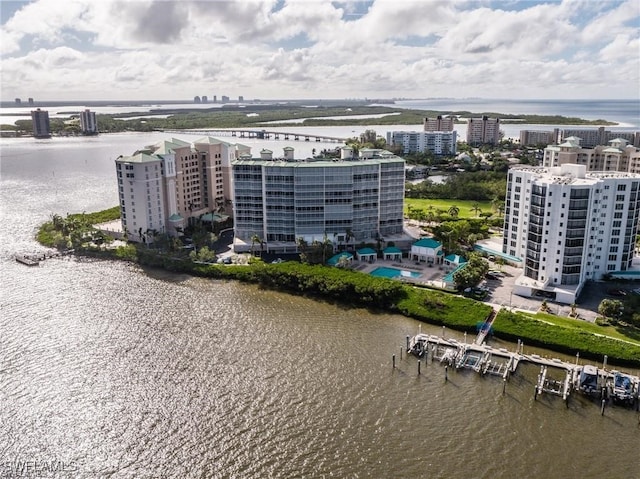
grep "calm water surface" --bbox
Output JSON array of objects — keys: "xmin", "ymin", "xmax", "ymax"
[{"xmin": 1, "ymin": 133, "xmax": 639, "ymax": 478}]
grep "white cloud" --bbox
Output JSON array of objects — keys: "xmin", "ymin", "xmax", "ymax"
[
  {"xmin": 1, "ymin": 0, "xmax": 638, "ymax": 100},
  {"xmin": 599, "ymin": 34, "xmax": 640, "ymax": 61}
]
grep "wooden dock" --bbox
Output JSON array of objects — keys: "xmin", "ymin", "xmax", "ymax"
[
  {"xmin": 14, "ymin": 251, "xmax": 65, "ymax": 266},
  {"xmin": 15, "ymin": 254, "xmax": 40, "ymax": 266},
  {"xmin": 406, "ymin": 332, "xmax": 640, "ymax": 409}
]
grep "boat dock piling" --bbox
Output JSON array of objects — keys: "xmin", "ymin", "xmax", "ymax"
[{"xmin": 405, "ymin": 332, "xmax": 640, "ymax": 410}]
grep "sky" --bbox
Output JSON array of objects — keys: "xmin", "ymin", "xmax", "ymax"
[{"xmin": 1, "ymin": 0, "xmax": 639, "ymax": 102}]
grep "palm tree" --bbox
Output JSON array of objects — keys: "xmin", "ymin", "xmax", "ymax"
[
  {"xmin": 425, "ymin": 209, "xmax": 436, "ymax": 225},
  {"xmin": 250, "ymin": 234, "xmax": 261, "ymax": 256},
  {"xmin": 345, "ymin": 228, "xmax": 354, "ymax": 251},
  {"xmin": 407, "ymin": 204, "xmax": 415, "ymax": 220},
  {"xmin": 448, "ymin": 205, "xmax": 460, "ymax": 218},
  {"xmin": 296, "ymin": 237, "xmax": 307, "ymax": 252},
  {"xmin": 479, "ymin": 211, "xmax": 493, "ymax": 224},
  {"xmin": 321, "ymin": 232, "xmax": 332, "ymax": 264},
  {"xmin": 470, "ymin": 202, "xmax": 482, "ymax": 216},
  {"xmin": 51, "ymin": 214, "xmax": 64, "ymax": 232}
]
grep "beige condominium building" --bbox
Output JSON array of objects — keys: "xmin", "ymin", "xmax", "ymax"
[
  {"xmin": 543, "ymin": 137, "xmax": 640, "ymax": 173},
  {"xmin": 466, "ymin": 116, "xmax": 500, "ymax": 145},
  {"xmin": 115, "ymin": 137, "xmax": 248, "ymax": 242}
]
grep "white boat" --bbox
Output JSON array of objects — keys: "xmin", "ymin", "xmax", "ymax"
[
  {"xmin": 611, "ymin": 371, "xmax": 637, "ymax": 405},
  {"xmin": 576, "ymin": 365, "xmax": 599, "ymax": 396},
  {"xmin": 408, "ymin": 333, "xmax": 429, "ymax": 358}
]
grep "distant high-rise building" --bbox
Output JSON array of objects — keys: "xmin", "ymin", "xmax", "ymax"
[
  {"xmin": 519, "ymin": 129, "xmax": 559, "ymax": 146},
  {"xmin": 213, "ymin": 95, "xmax": 217, "ymax": 103},
  {"xmin": 202, "ymin": 96, "xmax": 208, "ymax": 103},
  {"xmin": 221, "ymin": 95, "xmax": 229, "ymax": 102},
  {"xmin": 238, "ymin": 96, "xmax": 244, "ymax": 102},
  {"xmin": 31, "ymin": 108, "xmax": 51, "ymax": 138},
  {"xmin": 424, "ymin": 115, "xmax": 454, "ymax": 132},
  {"xmin": 28, "ymin": 97, "xmax": 34, "ymax": 105},
  {"xmin": 542, "ymin": 137, "xmax": 640, "ymax": 173},
  {"xmin": 466, "ymin": 116, "xmax": 501, "ymax": 145},
  {"xmin": 80, "ymin": 109, "xmax": 98, "ymax": 135},
  {"xmin": 387, "ymin": 130, "xmax": 457, "ymax": 155},
  {"xmin": 559, "ymin": 127, "xmax": 639, "ymax": 148},
  {"xmin": 14, "ymin": 98, "xmax": 21, "ymax": 105},
  {"xmin": 194, "ymin": 96, "xmax": 201, "ymax": 103}
]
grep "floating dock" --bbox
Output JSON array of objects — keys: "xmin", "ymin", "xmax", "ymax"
[
  {"xmin": 15, "ymin": 254, "xmax": 40, "ymax": 266},
  {"xmin": 14, "ymin": 251, "xmax": 66, "ymax": 266},
  {"xmin": 406, "ymin": 332, "xmax": 640, "ymax": 410}
]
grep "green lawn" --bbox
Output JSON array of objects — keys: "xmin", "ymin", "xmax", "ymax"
[
  {"xmin": 528, "ymin": 311, "xmax": 640, "ymax": 346},
  {"xmin": 405, "ymin": 198, "xmax": 495, "ymax": 219}
]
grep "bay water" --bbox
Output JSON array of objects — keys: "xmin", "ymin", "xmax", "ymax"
[{"xmin": 1, "ymin": 129, "xmax": 639, "ymax": 478}]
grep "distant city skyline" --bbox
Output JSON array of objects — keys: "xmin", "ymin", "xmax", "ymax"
[{"xmin": 1, "ymin": 0, "xmax": 639, "ymax": 102}]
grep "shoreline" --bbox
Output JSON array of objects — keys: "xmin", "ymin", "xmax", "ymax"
[
  {"xmin": 34, "ymin": 210, "xmax": 640, "ymax": 368},
  {"xmin": 2, "ymin": 102, "xmax": 631, "ymax": 134}
]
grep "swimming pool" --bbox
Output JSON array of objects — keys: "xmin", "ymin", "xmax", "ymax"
[{"xmin": 370, "ymin": 267, "xmax": 422, "ymax": 279}]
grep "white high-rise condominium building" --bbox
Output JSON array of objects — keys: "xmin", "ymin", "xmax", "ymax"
[
  {"xmin": 386, "ymin": 131, "xmax": 457, "ymax": 155},
  {"xmin": 503, "ymin": 164, "xmax": 640, "ymax": 303},
  {"xmin": 115, "ymin": 137, "xmax": 246, "ymax": 242},
  {"xmin": 80, "ymin": 109, "xmax": 98, "ymax": 135},
  {"xmin": 467, "ymin": 116, "xmax": 500, "ymax": 145},
  {"xmin": 232, "ymin": 147, "xmax": 405, "ymax": 253}
]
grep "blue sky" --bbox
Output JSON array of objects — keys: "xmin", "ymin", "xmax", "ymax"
[{"xmin": 1, "ymin": 0, "xmax": 638, "ymax": 101}]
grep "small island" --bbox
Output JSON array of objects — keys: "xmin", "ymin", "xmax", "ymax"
[{"xmin": 1, "ymin": 103, "xmax": 618, "ymax": 136}]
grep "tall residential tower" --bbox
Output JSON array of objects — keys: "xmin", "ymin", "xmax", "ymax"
[
  {"xmin": 503, "ymin": 164, "xmax": 640, "ymax": 303},
  {"xmin": 232, "ymin": 147, "xmax": 405, "ymax": 253},
  {"xmin": 31, "ymin": 108, "xmax": 51, "ymax": 138}
]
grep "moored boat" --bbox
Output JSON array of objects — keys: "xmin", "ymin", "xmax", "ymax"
[
  {"xmin": 408, "ymin": 333, "xmax": 429, "ymax": 358},
  {"xmin": 610, "ymin": 371, "xmax": 638, "ymax": 406},
  {"xmin": 575, "ymin": 365, "xmax": 599, "ymax": 396}
]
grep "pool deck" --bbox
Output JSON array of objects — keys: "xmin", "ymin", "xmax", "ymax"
[{"xmin": 352, "ymin": 258, "xmax": 454, "ymax": 289}]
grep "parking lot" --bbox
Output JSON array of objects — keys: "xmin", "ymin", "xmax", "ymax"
[{"xmin": 480, "ymin": 260, "xmax": 640, "ymax": 322}]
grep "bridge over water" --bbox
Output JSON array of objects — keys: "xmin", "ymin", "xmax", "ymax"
[{"xmin": 157, "ymin": 128, "xmax": 349, "ymax": 143}]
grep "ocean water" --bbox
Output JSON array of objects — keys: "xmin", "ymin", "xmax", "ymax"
[{"xmin": 393, "ymin": 98, "xmax": 640, "ymax": 129}]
